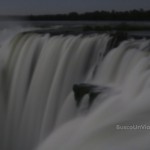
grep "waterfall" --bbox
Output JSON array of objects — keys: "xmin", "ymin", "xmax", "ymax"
[{"xmin": 0, "ymin": 31, "xmax": 150, "ymax": 150}]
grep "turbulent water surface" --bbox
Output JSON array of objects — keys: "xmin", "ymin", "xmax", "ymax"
[{"xmin": 0, "ymin": 26, "xmax": 150, "ymax": 150}]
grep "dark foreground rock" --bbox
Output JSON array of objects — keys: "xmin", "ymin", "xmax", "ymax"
[{"xmin": 73, "ymin": 83, "xmax": 109, "ymax": 107}]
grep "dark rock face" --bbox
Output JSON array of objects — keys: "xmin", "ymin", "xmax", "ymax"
[
  {"xmin": 110, "ymin": 32, "xmax": 128, "ymax": 48},
  {"xmin": 73, "ymin": 83, "xmax": 108, "ymax": 107}
]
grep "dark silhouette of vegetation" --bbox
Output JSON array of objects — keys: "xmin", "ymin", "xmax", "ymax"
[
  {"xmin": 0, "ymin": 9, "xmax": 150, "ymax": 21},
  {"xmin": 27, "ymin": 9, "xmax": 150, "ymax": 21}
]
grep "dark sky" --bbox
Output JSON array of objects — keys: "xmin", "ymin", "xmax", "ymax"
[{"xmin": 0, "ymin": 0, "xmax": 149, "ymax": 15}]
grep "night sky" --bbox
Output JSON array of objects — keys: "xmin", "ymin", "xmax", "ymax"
[{"xmin": 0, "ymin": 0, "xmax": 149, "ymax": 15}]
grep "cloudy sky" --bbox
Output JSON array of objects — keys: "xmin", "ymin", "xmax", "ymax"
[{"xmin": 0, "ymin": 0, "xmax": 149, "ymax": 15}]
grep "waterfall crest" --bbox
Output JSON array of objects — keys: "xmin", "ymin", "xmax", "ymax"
[{"xmin": 0, "ymin": 32, "xmax": 150, "ymax": 150}]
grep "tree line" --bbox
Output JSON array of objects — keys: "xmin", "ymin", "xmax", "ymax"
[
  {"xmin": 0, "ymin": 9, "xmax": 150, "ymax": 21},
  {"xmin": 27, "ymin": 9, "xmax": 150, "ymax": 21}
]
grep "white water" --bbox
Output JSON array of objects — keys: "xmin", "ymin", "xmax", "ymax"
[{"xmin": 0, "ymin": 30, "xmax": 150, "ymax": 150}]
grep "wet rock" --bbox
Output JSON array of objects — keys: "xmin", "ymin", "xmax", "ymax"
[{"xmin": 73, "ymin": 83, "xmax": 109, "ymax": 107}]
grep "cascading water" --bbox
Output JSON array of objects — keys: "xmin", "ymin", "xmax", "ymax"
[{"xmin": 0, "ymin": 30, "xmax": 150, "ymax": 150}]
